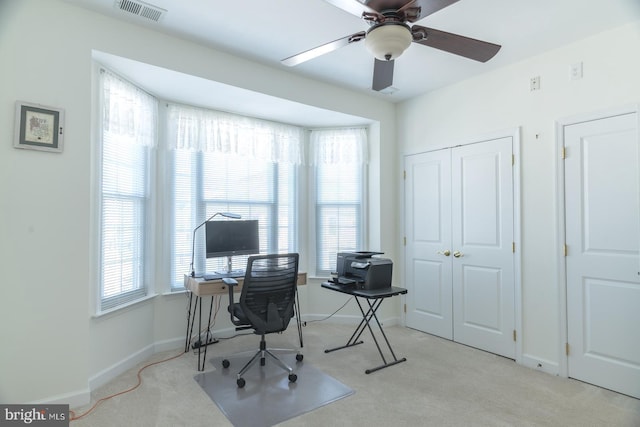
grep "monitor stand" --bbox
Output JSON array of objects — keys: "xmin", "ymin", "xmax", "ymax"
[{"xmin": 215, "ymin": 256, "xmax": 244, "ymax": 278}]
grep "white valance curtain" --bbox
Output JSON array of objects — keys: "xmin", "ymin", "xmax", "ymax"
[
  {"xmin": 310, "ymin": 128, "xmax": 368, "ymax": 165},
  {"xmin": 101, "ymin": 69, "xmax": 157, "ymax": 148},
  {"xmin": 167, "ymin": 104, "xmax": 304, "ymax": 165}
]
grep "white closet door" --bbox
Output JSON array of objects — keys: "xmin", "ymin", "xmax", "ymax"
[
  {"xmin": 405, "ymin": 149, "xmax": 453, "ymax": 339},
  {"xmin": 450, "ymin": 138, "xmax": 515, "ymax": 358},
  {"xmin": 405, "ymin": 136, "xmax": 516, "ymax": 361},
  {"xmin": 564, "ymin": 112, "xmax": 640, "ymax": 398}
]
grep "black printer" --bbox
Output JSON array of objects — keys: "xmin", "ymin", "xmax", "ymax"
[{"xmin": 335, "ymin": 251, "xmax": 393, "ymax": 290}]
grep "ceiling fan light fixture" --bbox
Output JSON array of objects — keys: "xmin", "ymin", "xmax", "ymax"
[{"xmin": 365, "ymin": 23, "xmax": 412, "ymax": 61}]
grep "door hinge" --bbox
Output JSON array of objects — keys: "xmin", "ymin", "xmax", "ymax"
[
  {"xmin": 566, "ymin": 343, "xmax": 570, "ymax": 356},
  {"xmin": 404, "ymin": 303, "xmax": 407, "ymax": 313},
  {"xmin": 404, "ymin": 170, "xmax": 406, "ymax": 179},
  {"xmin": 564, "ymin": 244, "xmax": 568, "ymax": 257},
  {"xmin": 403, "ymin": 236, "xmax": 407, "ymax": 246},
  {"xmin": 512, "ymin": 154, "xmax": 515, "ymax": 165},
  {"xmin": 561, "ymin": 147, "xmax": 566, "ymax": 159},
  {"xmin": 512, "ymin": 242, "xmax": 515, "ymax": 253},
  {"xmin": 513, "ymin": 330, "xmax": 517, "ymax": 342}
]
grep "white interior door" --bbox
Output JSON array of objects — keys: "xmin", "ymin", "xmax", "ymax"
[
  {"xmin": 451, "ymin": 138, "xmax": 515, "ymax": 358},
  {"xmin": 405, "ymin": 136, "xmax": 516, "ymax": 359},
  {"xmin": 564, "ymin": 112, "xmax": 640, "ymax": 398},
  {"xmin": 405, "ymin": 149, "xmax": 453, "ymax": 339}
]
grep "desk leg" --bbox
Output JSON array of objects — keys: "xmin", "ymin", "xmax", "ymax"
[
  {"xmin": 199, "ymin": 296, "xmax": 215, "ymax": 371},
  {"xmin": 185, "ymin": 294, "xmax": 199, "ymax": 353},
  {"xmin": 186, "ymin": 294, "xmax": 220, "ymax": 371},
  {"xmin": 360, "ymin": 298, "xmax": 407, "ymax": 374},
  {"xmin": 184, "ymin": 292, "xmax": 194, "ymax": 353},
  {"xmin": 197, "ymin": 297, "xmax": 203, "ymax": 370},
  {"xmin": 325, "ymin": 296, "xmax": 406, "ymax": 374},
  {"xmin": 324, "ymin": 300, "xmax": 370, "ymax": 353}
]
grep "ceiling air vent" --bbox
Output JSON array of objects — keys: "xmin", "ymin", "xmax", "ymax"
[{"xmin": 114, "ymin": 0, "xmax": 166, "ymax": 22}]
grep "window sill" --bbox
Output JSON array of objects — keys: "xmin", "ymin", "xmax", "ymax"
[
  {"xmin": 92, "ymin": 293, "xmax": 158, "ymax": 318},
  {"xmin": 163, "ymin": 288, "xmax": 187, "ymax": 296}
]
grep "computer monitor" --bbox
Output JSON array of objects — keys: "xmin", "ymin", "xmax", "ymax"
[{"xmin": 205, "ymin": 219, "xmax": 259, "ymax": 275}]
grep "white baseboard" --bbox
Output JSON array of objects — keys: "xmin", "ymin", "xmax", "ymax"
[
  {"xmin": 154, "ymin": 337, "xmax": 185, "ymax": 353},
  {"xmin": 88, "ymin": 344, "xmax": 156, "ymax": 392},
  {"xmin": 33, "ymin": 387, "xmax": 91, "ymax": 408},
  {"xmin": 520, "ymin": 353, "xmax": 560, "ymax": 376}
]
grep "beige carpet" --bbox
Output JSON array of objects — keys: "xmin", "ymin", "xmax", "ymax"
[{"xmin": 71, "ymin": 323, "xmax": 640, "ymax": 426}]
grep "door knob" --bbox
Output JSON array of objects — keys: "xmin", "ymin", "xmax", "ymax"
[
  {"xmin": 437, "ymin": 250, "xmax": 451, "ymax": 256},
  {"xmin": 453, "ymin": 251, "xmax": 463, "ymax": 258}
]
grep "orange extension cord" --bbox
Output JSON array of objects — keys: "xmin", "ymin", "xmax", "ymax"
[
  {"xmin": 70, "ymin": 295, "xmax": 223, "ymax": 422},
  {"xmin": 69, "ymin": 351, "xmax": 185, "ymax": 421}
]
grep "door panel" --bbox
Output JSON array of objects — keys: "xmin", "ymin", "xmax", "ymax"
[
  {"xmin": 565, "ymin": 112, "xmax": 640, "ymax": 398},
  {"xmin": 405, "ymin": 150, "xmax": 453, "ymax": 339},
  {"xmin": 461, "ymin": 265, "xmax": 502, "ymax": 332},
  {"xmin": 452, "ymin": 138, "xmax": 515, "ymax": 358}
]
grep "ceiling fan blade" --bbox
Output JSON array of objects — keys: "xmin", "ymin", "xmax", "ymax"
[
  {"xmin": 411, "ymin": 25, "xmax": 501, "ymax": 62},
  {"xmin": 323, "ymin": 0, "xmax": 379, "ymax": 18},
  {"xmin": 329, "ymin": 0, "xmax": 458, "ymax": 21},
  {"xmin": 281, "ymin": 31, "xmax": 366, "ymax": 66},
  {"xmin": 372, "ymin": 58, "xmax": 394, "ymax": 91},
  {"xmin": 409, "ymin": 0, "xmax": 460, "ymax": 21}
]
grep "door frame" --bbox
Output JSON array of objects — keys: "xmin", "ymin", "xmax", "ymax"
[
  {"xmin": 555, "ymin": 104, "xmax": 639, "ymax": 378},
  {"xmin": 401, "ymin": 127, "xmax": 523, "ymax": 363}
]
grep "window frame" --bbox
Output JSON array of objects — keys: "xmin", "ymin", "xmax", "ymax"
[
  {"xmin": 311, "ymin": 162, "xmax": 367, "ymax": 277},
  {"xmin": 95, "ymin": 67, "xmax": 158, "ymax": 314},
  {"xmin": 168, "ymin": 149, "xmax": 298, "ymax": 291}
]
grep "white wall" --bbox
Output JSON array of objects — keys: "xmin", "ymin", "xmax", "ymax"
[
  {"xmin": 397, "ymin": 21, "xmax": 640, "ymax": 370},
  {"xmin": 0, "ymin": 0, "xmax": 397, "ymax": 405}
]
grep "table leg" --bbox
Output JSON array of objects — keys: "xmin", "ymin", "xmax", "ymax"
[
  {"xmin": 324, "ymin": 299, "xmax": 371, "ymax": 353},
  {"xmin": 186, "ymin": 294, "xmax": 200, "ymax": 354},
  {"xmin": 197, "ymin": 296, "xmax": 203, "ymax": 370},
  {"xmin": 360, "ymin": 298, "xmax": 407, "ymax": 374},
  {"xmin": 325, "ymin": 296, "xmax": 406, "ymax": 374},
  {"xmin": 200, "ymin": 296, "xmax": 215, "ymax": 371},
  {"xmin": 184, "ymin": 292, "xmax": 194, "ymax": 353}
]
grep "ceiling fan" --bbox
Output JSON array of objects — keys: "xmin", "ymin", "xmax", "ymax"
[{"xmin": 281, "ymin": 0, "xmax": 501, "ymax": 92}]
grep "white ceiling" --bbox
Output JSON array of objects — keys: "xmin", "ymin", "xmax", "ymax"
[{"xmin": 64, "ymin": 0, "xmax": 640, "ymax": 126}]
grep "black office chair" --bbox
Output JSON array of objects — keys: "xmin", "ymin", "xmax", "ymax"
[{"xmin": 221, "ymin": 253, "xmax": 303, "ymax": 388}]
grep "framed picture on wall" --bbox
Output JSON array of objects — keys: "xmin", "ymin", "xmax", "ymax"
[{"xmin": 14, "ymin": 101, "xmax": 64, "ymax": 153}]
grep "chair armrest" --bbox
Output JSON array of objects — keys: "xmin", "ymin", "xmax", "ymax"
[
  {"xmin": 222, "ymin": 277, "xmax": 239, "ymax": 286},
  {"xmin": 223, "ymin": 277, "xmax": 239, "ymax": 308}
]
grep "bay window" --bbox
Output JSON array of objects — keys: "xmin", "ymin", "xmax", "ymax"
[{"xmin": 97, "ymin": 70, "xmax": 368, "ymax": 307}]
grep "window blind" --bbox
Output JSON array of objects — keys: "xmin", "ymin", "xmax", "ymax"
[
  {"xmin": 311, "ymin": 128, "xmax": 367, "ymax": 275},
  {"xmin": 99, "ymin": 69, "xmax": 157, "ymax": 311},
  {"xmin": 168, "ymin": 105, "xmax": 298, "ymax": 289}
]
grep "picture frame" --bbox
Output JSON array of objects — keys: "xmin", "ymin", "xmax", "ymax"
[{"xmin": 14, "ymin": 101, "xmax": 64, "ymax": 153}]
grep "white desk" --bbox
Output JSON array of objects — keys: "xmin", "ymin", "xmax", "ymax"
[{"xmin": 184, "ymin": 273, "xmax": 307, "ymax": 370}]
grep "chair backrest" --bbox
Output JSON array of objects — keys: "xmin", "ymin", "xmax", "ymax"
[{"xmin": 239, "ymin": 253, "xmax": 299, "ymax": 335}]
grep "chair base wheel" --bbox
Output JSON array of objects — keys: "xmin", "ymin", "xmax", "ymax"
[
  {"xmin": 288, "ymin": 373, "xmax": 297, "ymax": 383},
  {"xmin": 296, "ymin": 353, "xmax": 303, "ymax": 362},
  {"xmin": 237, "ymin": 377, "xmax": 246, "ymax": 388},
  {"xmin": 222, "ymin": 359, "xmax": 230, "ymax": 369}
]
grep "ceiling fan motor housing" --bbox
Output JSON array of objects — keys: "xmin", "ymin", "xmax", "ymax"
[{"xmin": 365, "ymin": 22, "xmax": 413, "ymax": 61}]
